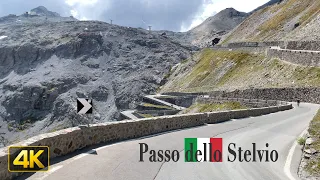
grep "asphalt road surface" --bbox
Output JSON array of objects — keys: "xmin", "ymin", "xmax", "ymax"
[
  {"xmin": 145, "ymin": 95, "xmax": 186, "ymax": 110},
  {"xmin": 24, "ymin": 103, "xmax": 319, "ymax": 180}
]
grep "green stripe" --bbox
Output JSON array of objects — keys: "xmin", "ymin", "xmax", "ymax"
[{"xmin": 185, "ymin": 138, "xmax": 197, "ymax": 162}]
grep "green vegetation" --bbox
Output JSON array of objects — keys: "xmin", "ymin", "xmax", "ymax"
[
  {"xmin": 257, "ymin": 0, "xmax": 316, "ymax": 38},
  {"xmin": 297, "ymin": 137, "xmax": 307, "ymax": 146},
  {"xmin": 142, "ymin": 103, "xmax": 174, "ymax": 110},
  {"xmin": 292, "ymin": 65, "xmax": 320, "ymax": 86},
  {"xmin": 156, "ymin": 95, "xmax": 176, "ymax": 99},
  {"xmin": 299, "ymin": 1, "xmax": 320, "ymax": 25},
  {"xmin": 178, "ymin": 49, "xmax": 253, "ymax": 88},
  {"xmin": 48, "ymin": 87, "xmax": 56, "ymax": 92},
  {"xmin": 163, "ymin": 66, "xmax": 173, "ymax": 80},
  {"xmin": 161, "ymin": 49, "xmax": 264, "ymax": 92},
  {"xmin": 305, "ymin": 109, "xmax": 320, "ymax": 175},
  {"xmin": 136, "ymin": 113, "xmax": 154, "ymax": 118},
  {"xmin": 161, "ymin": 49, "xmax": 320, "ymax": 93},
  {"xmin": 182, "ymin": 102, "xmax": 247, "ymax": 114}
]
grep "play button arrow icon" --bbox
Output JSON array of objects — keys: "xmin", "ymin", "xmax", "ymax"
[{"xmin": 77, "ymin": 98, "xmax": 93, "ymax": 114}]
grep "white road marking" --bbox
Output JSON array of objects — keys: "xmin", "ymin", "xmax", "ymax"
[
  {"xmin": 284, "ymin": 128, "xmax": 307, "ymax": 180},
  {"xmin": 39, "ymin": 143, "xmax": 122, "ymax": 179}
]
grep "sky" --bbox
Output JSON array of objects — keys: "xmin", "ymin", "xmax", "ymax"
[{"xmin": 0, "ymin": 0, "xmax": 269, "ymax": 32}]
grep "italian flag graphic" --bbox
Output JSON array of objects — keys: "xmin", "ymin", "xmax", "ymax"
[{"xmin": 185, "ymin": 138, "xmax": 223, "ymax": 162}]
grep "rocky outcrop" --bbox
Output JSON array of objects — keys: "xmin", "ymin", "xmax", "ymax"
[
  {"xmin": 188, "ymin": 8, "xmax": 248, "ymax": 48},
  {"xmin": 30, "ymin": 6, "xmax": 60, "ymax": 17},
  {"xmin": 0, "ymin": 20, "xmax": 191, "ymax": 147}
]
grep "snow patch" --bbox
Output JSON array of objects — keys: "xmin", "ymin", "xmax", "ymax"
[{"xmin": 0, "ymin": 36, "xmax": 8, "ymax": 40}]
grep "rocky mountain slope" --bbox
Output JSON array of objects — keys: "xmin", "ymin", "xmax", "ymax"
[
  {"xmin": 222, "ymin": 0, "xmax": 320, "ymax": 43},
  {"xmin": 155, "ymin": 8, "xmax": 248, "ymax": 48},
  {"xmin": 0, "ymin": 6, "xmax": 77, "ymax": 24},
  {"xmin": 0, "ymin": 8, "xmax": 192, "ymax": 147},
  {"xmin": 29, "ymin": 6, "xmax": 60, "ymax": 17},
  {"xmin": 250, "ymin": 0, "xmax": 283, "ymax": 13},
  {"xmin": 189, "ymin": 8, "xmax": 248, "ymax": 47}
]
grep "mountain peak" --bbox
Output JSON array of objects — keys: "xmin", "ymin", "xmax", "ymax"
[
  {"xmin": 30, "ymin": 6, "xmax": 60, "ymax": 17},
  {"xmin": 216, "ymin": 8, "xmax": 247, "ymax": 18}
]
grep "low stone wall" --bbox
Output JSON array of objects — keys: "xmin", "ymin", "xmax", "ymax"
[
  {"xmin": 212, "ymin": 46, "xmax": 267, "ymax": 54},
  {"xmin": 267, "ymin": 48, "xmax": 320, "ymax": 66},
  {"xmin": 221, "ymin": 41, "xmax": 285, "ymax": 48},
  {"xmin": 208, "ymin": 88, "xmax": 320, "ymax": 104},
  {"xmin": 134, "ymin": 110, "xmax": 180, "ymax": 117},
  {"xmin": 0, "ymin": 103, "xmax": 292, "ymax": 180},
  {"xmin": 156, "ymin": 96, "xmax": 197, "ymax": 108},
  {"xmin": 162, "ymin": 92, "xmax": 206, "ymax": 96},
  {"xmin": 196, "ymin": 97, "xmax": 282, "ymax": 108},
  {"xmin": 286, "ymin": 41, "xmax": 320, "ymax": 51},
  {"xmin": 223, "ymin": 41, "xmax": 320, "ymax": 51}
]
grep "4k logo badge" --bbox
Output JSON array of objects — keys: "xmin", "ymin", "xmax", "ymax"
[
  {"xmin": 8, "ymin": 146, "xmax": 49, "ymax": 172},
  {"xmin": 77, "ymin": 98, "xmax": 92, "ymax": 114}
]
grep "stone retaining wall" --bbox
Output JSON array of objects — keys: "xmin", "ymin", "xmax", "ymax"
[
  {"xmin": 134, "ymin": 110, "xmax": 180, "ymax": 117},
  {"xmin": 286, "ymin": 41, "xmax": 320, "ymax": 51},
  {"xmin": 156, "ymin": 96, "xmax": 197, "ymax": 108},
  {"xmin": 222, "ymin": 41, "xmax": 320, "ymax": 51},
  {"xmin": 165, "ymin": 88, "xmax": 320, "ymax": 104},
  {"xmin": 196, "ymin": 97, "xmax": 282, "ymax": 108},
  {"xmin": 208, "ymin": 88, "xmax": 320, "ymax": 104},
  {"xmin": 212, "ymin": 46, "xmax": 267, "ymax": 53},
  {"xmin": 267, "ymin": 48, "xmax": 320, "ymax": 66},
  {"xmin": 0, "ymin": 103, "xmax": 292, "ymax": 180}
]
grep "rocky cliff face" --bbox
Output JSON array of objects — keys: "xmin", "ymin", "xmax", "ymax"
[
  {"xmin": 0, "ymin": 18, "xmax": 191, "ymax": 147},
  {"xmin": 188, "ymin": 8, "xmax": 248, "ymax": 47}
]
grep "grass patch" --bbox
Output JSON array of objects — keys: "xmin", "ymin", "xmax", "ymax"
[
  {"xmin": 306, "ymin": 109, "xmax": 320, "ymax": 175},
  {"xmin": 299, "ymin": 1, "xmax": 320, "ymax": 25},
  {"xmin": 183, "ymin": 102, "xmax": 247, "ymax": 114},
  {"xmin": 257, "ymin": 0, "xmax": 314, "ymax": 38},
  {"xmin": 136, "ymin": 113, "xmax": 154, "ymax": 118},
  {"xmin": 179, "ymin": 49, "xmax": 254, "ymax": 88},
  {"xmin": 142, "ymin": 103, "xmax": 174, "ymax": 110},
  {"xmin": 298, "ymin": 137, "xmax": 307, "ymax": 146},
  {"xmin": 161, "ymin": 49, "xmax": 320, "ymax": 94},
  {"xmin": 292, "ymin": 65, "xmax": 320, "ymax": 85}
]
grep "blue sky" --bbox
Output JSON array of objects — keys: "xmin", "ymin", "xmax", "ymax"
[{"xmin": 0, "ymin": 0, "xmax": 269, "ymax": 31}]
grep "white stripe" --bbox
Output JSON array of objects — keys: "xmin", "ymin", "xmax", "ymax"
[
  {"xmin": 284, "ymin": 129, "xmax": 307, "ymax": 180},
  {"xmin": 197, "ymin": 138, "xmax": 210, "ymax": 162}
]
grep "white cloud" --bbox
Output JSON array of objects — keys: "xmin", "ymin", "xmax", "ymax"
[
  {"xmin": 182, "ymin": 0, "xmax": 269, "ymax": 31},
  {"xmin": 64, "ymin": 0, "xmax": 105, "ymax": 20},
  {"xmin": 70, "ymin": 9, "xmax": 78, "ymax": 17},
  {"xmin": 65, "ymin": 0, "xmax": 98, "ymax": 6}
]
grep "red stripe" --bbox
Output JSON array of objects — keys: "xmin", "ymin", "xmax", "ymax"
[{"xmin": 210, "ymin": 138, "xmax": 223, "ymax": 162}]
